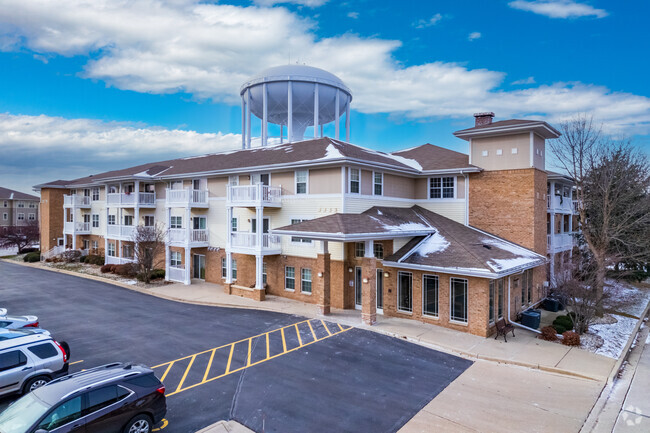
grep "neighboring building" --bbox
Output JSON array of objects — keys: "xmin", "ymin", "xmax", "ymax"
[
  {"xmin": 34, "ymin": 67, "xmax": 578, "ymax": 338},
  {"xmin": 0, "ymin": 187, "xmax": 40, "ymax": 230}
]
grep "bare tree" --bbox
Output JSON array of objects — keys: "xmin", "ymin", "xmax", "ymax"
[
  {"xmin": 0, "ymin": 221, "xmax": 40, "ymax": 253},
  {"xmin": 131, "ymin": 223, "xmax": 166, "ymax": 283},
  {"xmin": 548, "ymin": 115, "xmax": 650, "ymax": 315}
]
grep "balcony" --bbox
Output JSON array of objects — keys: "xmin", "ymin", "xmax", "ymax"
[
  {"xmin": 547, "ymin": 195, "xmax": 574, "ymax": 213},
  {"xmin": 167, "ymin": 228, "xmax": 209, "ymax": 247},
  {"xmin": 106, "ymin": 192, "xmax": 156, "ymax": 208},
  {"xmin": 230, "ymin": 232, "xmax": 282, "ymax": 255},
  {"xmin": 165, "ymin": 188, "xmax": 209, "ymax": 208},
  {"xmin": 547, "ymin": 232, "xmax": 575, "ymax": 253},
  {"xmin": 168, "ymin": 265, "xmax": 186, "ymax": 283},
  {"xmin": 227, "ymin": 184, "xmax": 281, "ymax": 208},
  {"xmin": 63, "ymin": 195, "xmax": 91, "ymax": 208},
  {"xmin": 105, "ymin": 256, "xmax": 136, "ymax": 265},
  {"xmin": 63, "ymin": 221, "xmax": 91, "ymax": 235},
  {"xmin": 106, "ymin": 224, "xmax": 135, "ymax": 240}
]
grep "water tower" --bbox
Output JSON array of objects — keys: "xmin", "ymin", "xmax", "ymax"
[{"xmin": 240, "ymin": 65, "xmax": 352, "ymax": 148}]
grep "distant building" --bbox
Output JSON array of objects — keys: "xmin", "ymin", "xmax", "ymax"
[{"xmin": 0, "ymin": 187, "xmax": 40, "ymax": 230}]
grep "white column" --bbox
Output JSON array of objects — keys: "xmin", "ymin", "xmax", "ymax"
[
  {"xmin": 287, "ymin": 81, "xmax": 293, "ymax": 142},
  {"xmin": 345, "ymin": 97, "xmax": 350, "ymax": 142},
  {"xmin": 185, "ymin": 207, "xmax": 191, "ymax": 285},
  {"xmin": 280, "ymin": 124, "xmax": 283, "ymax": 144},
  {"xmin": 226, "ymin": 250, "xmax": 233, "ymax": 284},
  {"xmin": 71, "ymin": 209, "xmax": 76, "ymax": 250},
  {"xmin": 104, "ymin": 207, "xmax": 109, "ymax": 258},
  {"xmin": 335, "ymin": 89, "xmax": 340, "ymax": 140},
  {"xmin": 246, "ymin": 88, "xmax": 252, "ymax": 149},
  {"xmin": 255, "ymin": 254, "xmax": 263, "ymax": 290},
  {"xmin": 262, "ymin": 83, "xmax": 268, "ymax": 146},
  {"xmin": 255, "ymin": 206, "xmax": 263, "ymax": 254},
  {"xmin": 164, "ymin": 245, "xmax": 170, "ymax": 282},
  {"xmin": 241, "ymin": 95, "xmax": 246, "ymax": 149},
  {"xmin": 313, "ymin": 83, "xmax": 319, "ymax": 138},
  {"xmin": 320, "ymin": 240, "xmax": 329, "ymax": 255},
  {"xmin": 364, "ymin": 239, "xmax": 374, "ymax": 258}
]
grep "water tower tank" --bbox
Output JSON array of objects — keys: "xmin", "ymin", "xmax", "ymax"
[{"xmin": 240, "ymin": 65, "xmax": 352, "ymax": 148}]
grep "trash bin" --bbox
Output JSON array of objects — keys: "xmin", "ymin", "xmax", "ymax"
[
  {"xmin": 543, "ymin": 298, "xmax": 559, "ymax": 312},
  {"xmin": 521, "ymin": 310, "xmax": 541, "ymax": 329}
]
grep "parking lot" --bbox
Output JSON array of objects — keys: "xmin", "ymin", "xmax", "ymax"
[{"xmin": 0, "ymin": 261, "xmax": 472, "ymax": 433}]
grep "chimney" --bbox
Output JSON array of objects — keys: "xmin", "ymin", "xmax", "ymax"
[{"xmin": 473, "ymin": 112, "xmax": 495, "ymax": 127}]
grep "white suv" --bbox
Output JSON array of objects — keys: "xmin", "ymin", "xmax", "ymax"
[{"xmin": 0, "ymin": 328, "xmax": 69, "ymax": 397}]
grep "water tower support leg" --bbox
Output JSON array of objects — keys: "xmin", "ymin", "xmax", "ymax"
[
  {"xmin": 345, "ymin": 99, "xmax": 350, "ymax": 142},
  {"xmin": 287, "ymin": 81, "xmax": 293, "ymax": 143},
  {"xmin": 314, "ymin": 83, "xmax": 319, "ymax": 138},
  {"xmin": 246, "ymin": 89, "xmax": 252, "ymax": 149},
  {"xmin": 241, "ymin": 97, "xmax": 246, "ymax": 149},
  {"xmin": 335, "ymin": 89, "xmax": 340, "ymax": 140},
  {"xmin": 262, "ymin": 83, "xmax": 268, "ymax": 146}
]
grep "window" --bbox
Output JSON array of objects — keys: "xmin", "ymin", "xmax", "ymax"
[
  {"xmin": 285, "ymin": 267, "xmax": 295, "ymax": 291},
  {"xmin": 92, "ymin": 214, "xmax": 99, "ymax": 228},
  {"xmin": 28, "ymin": 213, "xmax": 35, "ymax": 221},
  {"xmin": 295, "ymin": 170, "xmax": 308, "ymax": 194},
  {"xmin": 349, "ymin": 168, "xmax": 360, "ymax": 194},
  {"xmin": 398, "ymin": 272, "xmax": 413, "ymax": 313},
  {"xmin": 170, "ymin": 251, "xmax": 182, "ymax": 266},
  {"xmin": 170, "ymin": 216, "xmax": 182, "ymax": 229},
  {"xmin": 498, "ymin": 278, "xmax": 504, "ymax": 319},
  {"xmin": 2, "ymin": 213, "xmax": 6, "ymax": 221},
  {"xmin": 228, "ymin": 175, "xmax": 239, "ymax": 186},
  {"xmin": 496, "ymin": 149, "xmax": 503, "ymax": 156},
  {"xmin": 17, "ymin": 202, "xmax": 24, "ymax": 208},
  {"xmin": 192, "ymin": 179, "xmax": 201, "ymax": 190},
  {"xmin": 263, "ymin": 262, "xmax": 267, "ymax": 285},
  {"xmin": 450, "ymin": 278, "xmax": 468, "ymax": 323},
  {"xmin": 489, "ymin": 280, "xmax": 495, "ymax": 323},
  {"xmin": 301, "ymin": 268, "xmax": 312, "ymax": 293},
  {"xmin": 122, "ymin": 244, "xmax": 133, "ymax": 259},
  {"xmin": 87, "ymin": 385, "xmax": 130, "ymax": 414},
  {"xmin": 373, "ymin": 172, "xmax": 383, "ymax": 196},
  {"xmin": 290, "ymin": 219, "xmax": 311, "ymax": 244},
  {"xmin": 511, "ymin": 148, "xmax": 518, "ymax": 154},
  {"xmin": 354, "ymin": 242, "xmax": 365, "ymax": 258},
  {"xmin": 2, "ymin": 201, "xmax": 6, "ymax": 207},
  {"xmin": 92, "ymin": 187, "xmax": 100, "ymax": 201},
  {"xmin": 521, "ymin": 271, "xmax": 527, "ymax": 306},
  {"xmin": 231, "ymin": 218, "xmax": 238, "ymax": 232},
  {"xmin": 144, "ymin": 216, "xmax": 155, "ymax": 227},
  {"xmin": 231, "ymin": 259, "xmax": 237, "ymax": 280},
  {"xmin": 123, "ymin": 215, "xmax": 133, "ymax": 226},
  {"xmin": 17, "ymin": 213, "xmax": 24, "ymax": 221},
  {"xmin": 481, "ymin": 150, "xmax": 488, "ymax": 157},
  {"xmin": 29, "ymin": 202, "xmax": 36, "ymax": 208},
  {"xmin": 0, "ymin": 350, "xmax": 27, "ymax": 371},
  {"xmin": 221, "ymin": 258, "xmax": 227, "ymax": 278},
  {"xmin": 83, "ymin": 240, "xmax": 89, "ymax": 250},
  {"xmin": 37, "ymin": 396, "xmax": 83, "ymax": 430},
  {"xmin": 109, "ymin": 185, "xmax": 118, "ymax": 194},
  {"xmin": 429, "ymin": 176, "xmax": 455, "ymax": 199},
  {"xmin": 107, "ymin": 243, "xmax": 115, "ymax": 257},
  {"xmin": 28, "ymin": 343, "xmax": 58, "ymax": 360},
  {"xmin": 108, "ymin": 215, "xmax": 116, "ymax": 225},
  {"xmin": 169, "ymin": 180, "xmax": 182, "ymax": 190},
  {"xmin": 423, "ymin": 275, "xmax": 439, "ymax": 317},
  {"xmin": 92, "ymin": 240, "xmax": 98, "ymax": 251},
  {"xmin": 373, "ymin": 243, "xmax": 384, "ymax": 259},
  {"xmin": 526, "ymin": 269, "xmax": 533, "ymax": 304},
  {"xmin": 125, "ymin": 373, "xmax": 160, "ymax": 388}
]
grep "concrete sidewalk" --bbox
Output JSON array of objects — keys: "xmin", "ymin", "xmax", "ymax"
[{"xmin": 149, "ymin": 280, "xmax": 615, "ymax": 382}]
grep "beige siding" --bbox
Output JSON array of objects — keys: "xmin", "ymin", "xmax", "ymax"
[
  {"xmin": 471, "ymin": 133, "xmax": 531, "ymax": 171},
  {"xmin": 533, "ymin": 133, "xmax": 546, "ymax": 171},
  {"xmin": 309, "ymin": 168, "xmax": 341, "ymax": 194},
  {"xmin": 360, "ymin": 170, "xmax": 372, "ymax": 195},
  {"xmin": 271, "ymin": 171, "xmax": 295, "ymax": 195},
  {"xmin": 457, "ymin": 176, "xmax": 466, "ymax": 199},
  {"xmin": 208, "ymin": 177, "xmax": 228, "ymax": 197},
  {"xmin": 414, "ymin": 178, "xmax": 428, "ymax": 199},
  {"xmin": 384, "ymin": 174, "xmax": 415, "ymax": 199}
]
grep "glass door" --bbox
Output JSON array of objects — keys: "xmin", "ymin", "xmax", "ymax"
[
  {"xmin": 193, "ymin": 254, "xmax": 206, "ymax": 280},
  {"xmin": 376, "ymin": 269, "xmax": 384, "ymax": 314},
  {"xmin": 355, "ymin": 267, "xmax": 362, "ymax": 310}
]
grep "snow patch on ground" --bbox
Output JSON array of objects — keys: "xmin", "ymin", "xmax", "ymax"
[
  {"xmin": 415, "ymin": 232, "xmax": 450, "ymax": 256},
  {"xmin": 604, "ymin": 280, "xmax": 650, "ymax": 318},
  {"xmin": 584, "ymin": 314, "xmax": 637, "ymax": 359}
]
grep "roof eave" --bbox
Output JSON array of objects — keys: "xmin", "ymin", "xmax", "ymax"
[
  {"xmin": 453, "ymin": 123, "xmax": 561, "ymax": 141},
  {"xmin": 271, "ymin": 229, "xmax": 435, "ymax": 241}
]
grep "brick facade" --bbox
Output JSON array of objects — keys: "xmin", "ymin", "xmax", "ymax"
[{"xmin": 39, "ymin": 188, "xmax": 65, "ymax": 253}]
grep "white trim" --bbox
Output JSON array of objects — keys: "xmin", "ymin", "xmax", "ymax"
[
  {"xmin": 285, "ymin": 265, "xmax": 296, "ymax": 291},
  {"xmin": 529, "ymin": 131, "xmax": 534, "ymax": 168},
  {"xmin": 288, "ymin": 216, "xmax": 314, "ymax": 245},
  {"xmin": 468, "ymin": 138, "xmax": 472, "ymax": 165},
  {"xmin": 382, "ymin": 259, "xmax": 545, "ymax": 279},
  {"xmin": 348, "ymin": 167, "xmax": 361, "ymax": 195},
  {"xmin": 294, "ymin": 169, "xmax": 309, "ymax": 195},
  {"xmin": 273, "ymin": 229, "xmax": 435, "ymax": 241},
  {"xmin": 341, "ymin": 166, "xmax": 346, "ymax": 212},
  {"xmin": 427, "ymin": 175, "xmax": 456, "ymax": 200},
  {"xmin": 344, "ymin": 194, "xmax": 465, "ymax": 203},
  {"xmin": 449, "ymin": 277, "xmax": 469, "ymax": 325},
  {"xmin": 372, "ymin": 171, "xmax": 383, "ymax": 196},
  {"xmin": 454, "ymin": 122, "xmax": 560, "ymax": 139}
]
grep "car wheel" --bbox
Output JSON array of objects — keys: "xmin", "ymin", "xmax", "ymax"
[
  {"xmin": 24, "ymin": 376, "xmax": 51, "ymax": 393},
  {"xmin": 124, "ymin": 414, "xmax": 153, "ymax": 433}
]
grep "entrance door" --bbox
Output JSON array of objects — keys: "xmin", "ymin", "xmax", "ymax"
[
  {"xmin": 355, "ymin": 267, "xmax": 362, "ymax": 310},
  {"xmin": 251, "ymin": 218, "xmax": 269, "ymax": 233},
  {"xmin": 376, "ymin": 269, "xmax": 384, "ymax": 314},
  {"xmin": 193, "ymin": 254, "xmax": 205, "ymax": 279},
  {"xmin": 251, "ymin": 173, "xmax": 270, "ymax": 186},
  {"xmin": 193, "ymin": 216, "xmax": 207, "ymax": 230}
]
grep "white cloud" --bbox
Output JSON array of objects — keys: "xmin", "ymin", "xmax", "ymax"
[
  {"xmin": 0, "ymin": 0, "xmax": 647, "ymax": 135},
  {"xmin": 512, "ymin": 76, "xmax": 536, "ymax": 85},
  {"xmin": 413, "ymin": 13, "xmax": 443, "ymax": 29},
  {"xmin": 468, "ymin": 32, "xmax": 482, "ymax": 41},
  {"xmin": 347, "ymin": 11, "xmax": 359, "ymax": 19},
  {"xmin": 254, "ymin": 0, "xmax": 329, "ymax": 7},
  {"xmin": 509, "ymin": 1, "xmax": 608, "ymax": 19}
]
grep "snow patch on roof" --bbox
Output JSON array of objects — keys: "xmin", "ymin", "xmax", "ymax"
[
  {"xmin": 323, "ymin": 143, "xmax": 345, "ymax": 159},
  {"xmin": 415, "ymin": 232, "xmax": 450, "ymax": 256},
  {"xmin": 132, "ymin": 170, "xmax": 156, "ymax": 177},
  {"xmin": 382, "ymin": 153, "xmax": 423, "ymax": 171},
  {"xmin": 487, "ymin": 257, "xmax": 541, "ymax": 272},
  {"xmin": 482, "ymin": 238, "xmax": 539, "ymax": 258},
  {"xmin": 481, "ymin": 238, "xmax": 542, "ymax": 272},
  {"xmin": 369, "ymin": 216, "xmax": 432, "ymax": 232}
]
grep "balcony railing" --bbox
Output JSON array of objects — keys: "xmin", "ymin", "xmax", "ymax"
[
  {"xmin": 547, "ymin": 232, "xmax": 575, "ymax": 253},
  {"xmin": 168, "ymin": 265, "xmax": 186, "ymax": 283},
  {"xmin": 167, "ymin": 228, "xmax": 209, "ymax": 245},
  {"xmin": 165, "ymin": 188, "xmax": 209, "ymax": 207},
  {"xmin": 106, "ymin": 192, "xmax": 156, "ymax": 207},
  {"xmin": 231, "ymin": 232, "xmax": 281, "ymax": 252},
  {"xmin": 227, "ymin": 184, "xmax": 282, "ymax": 207},
  {"xmin": 106, "ymin": 224, "xmax": 135, "ymax": 240},
  {"xmin": 63, "ymin": 195, "xmax": 91, "ymax": 208},
  {"xmin": 105, "ymin": 256, "xmax": 136, "ymax": 265},
  {"xmin": 547, "ymin": 195, "xmax": 574, "ymax": 213},
  {"xmin": 63, "ymin": 221, "xmax": 91, "ymax": 234}
]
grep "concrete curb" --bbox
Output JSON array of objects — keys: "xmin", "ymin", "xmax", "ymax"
[
  {"xmin": 1, "ymin": 259, "xmax": 606, "ymax": 381},
  {"xmin": 606, "ymin": 299, "xmax": 650, "ymax": 385}
]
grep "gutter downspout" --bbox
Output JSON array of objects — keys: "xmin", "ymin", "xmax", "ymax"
[{"xmin": 507, "ymin": 275, "xmax": 541, "ymax": 334}]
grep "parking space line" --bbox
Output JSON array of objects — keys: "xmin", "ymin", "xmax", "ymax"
[
  {"xmin": 337, "ymin": 323, "xmax": 344, "ymax": 332},
  {"xmin": 155, "ymin": 319, "xmax": 353, "ymax": 398},
  {"xmin": 69, "ymin": 360, "xmax": 84, "ymax": 365}
]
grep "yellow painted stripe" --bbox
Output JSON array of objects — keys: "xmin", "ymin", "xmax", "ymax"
[
  {"xmin": 165, "ymin": 325, "xmax": 353, "ymax": 397},
  {"xmin": 265, "ymin": 333, "xmax": 270, "ymax": 359},
  {"xmin": 175, "ymin": 355, "xmax": 196, "ymax": 393},
  {"xmin": 307, "ymin": 320, "xmax": 317, "ymax": 342},
  {"xmin": 203, "ymin": 348, "xmax": 216, "ymax": 383},
  {"xmin": 246, "ymin": 338, "xmax": 252, "ymax": 367},
  {"xmin": 69, "ymin": 360, "xmax": 84, "ymax": 365},
  {"xmin": 337, "ymin": 323, "xmax": 344, "ymax": 332},
  {"xmin": 321, "ymin": 320, "xmax": 332, "ymax": 336},
  {"xmin": 151, "ymin": 319, "xmax": 311, "ymax": 369},
  {"xmin": 160, "ymin": 361, "xmax": 175, "ymax": 383},
  {"xmin": 281, "ymin": 328, "xmax": 287, "ymax": 353},
  {"xmin": 225, "ymin": 343, "xmax": 235, "ymax": 374},
  {"xmin": 295, "ymin": 324, "xmax": 303, "ymax": 346}
]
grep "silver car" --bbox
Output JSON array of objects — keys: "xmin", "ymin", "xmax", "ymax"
[{"xmin": 0, "ymin": 329, "xmax": 69, "ymax": 397}]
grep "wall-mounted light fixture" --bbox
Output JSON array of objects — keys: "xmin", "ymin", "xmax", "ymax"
[
  {"xmin": 317, "ymin": 272, "xmax": 323, "ymax": 277},
  {"xmin": 348, "ymin": 267, "xmax": 353, "ymax": 272},
  {"xmin": 362, "ymin": 278, "xmax": 369, "ymax": 284},
  {"xmin": 384, "ymin": 272, "xmax": 390, "ymax": 278}
]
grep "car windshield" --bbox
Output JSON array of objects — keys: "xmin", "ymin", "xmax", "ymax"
[{"xmin": 0, "ymin": 393, "xmax": 50, "ymax": 433}]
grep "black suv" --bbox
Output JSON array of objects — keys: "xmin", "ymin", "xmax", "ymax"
[{"xmin": 0, "ymin": 362, "xmax": 166, "ymax": 433}]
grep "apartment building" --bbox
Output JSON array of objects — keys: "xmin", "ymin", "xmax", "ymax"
[
  {"xmin": 35, "ymin": 113, "xmax": 577, "ymax": 337},
  {"xmin": 0, "ymin": 187, "xmax": 39, "ymax": 230}
]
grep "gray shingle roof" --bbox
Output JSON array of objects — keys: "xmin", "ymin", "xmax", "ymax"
[{"xmin": 0, "ymin": 187, "xmax": 39, "ymax": 200}]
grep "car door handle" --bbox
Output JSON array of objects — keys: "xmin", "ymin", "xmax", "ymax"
[{"xmin": 22, "ymin": 366, "xmax": 32, "ymax": 371}]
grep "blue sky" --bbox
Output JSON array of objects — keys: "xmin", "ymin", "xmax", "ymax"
[{"xmin": 0, "ymin": 0, "xmax": 648, "ymax": 194}]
